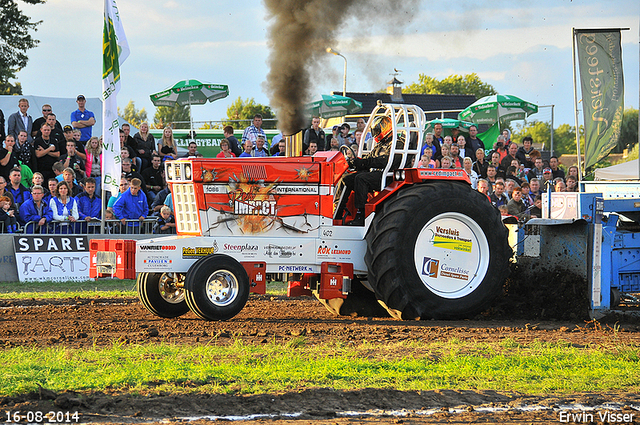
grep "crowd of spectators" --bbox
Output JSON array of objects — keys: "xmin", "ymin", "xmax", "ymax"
[
  {"xmin": 0, "ymin": 97, "xmax": 179, "ymax": 235},
  {"xmin": 1, "ymin": 98, "xmax": 575, "ymax": 233},
  {"xmin": 412, "ymin": 124, "xmax": 579, "ymax": 222}
]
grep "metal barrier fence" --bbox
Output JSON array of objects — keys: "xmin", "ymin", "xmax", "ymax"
[{"xmin": 0, "ymin": 218, "xmax": 161, "ymax": 235}]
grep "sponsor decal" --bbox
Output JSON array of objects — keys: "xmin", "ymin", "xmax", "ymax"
[
  {"xmin": 264, "ymin": 244, "xmax": 296, "ymax": 258},
  {"xmin": 422, "ymin": 257, "xmax": 439, "ymax": 278},
  {"xmin": 329, "ymin": 277, "xmax": 338, "ymax": 286},
  {"xmin": 422, "ymin": 258, "xmax": 469, "ymax": 281},
  {"xmin": 140, "ymin": 245, "xmax": 177, "ymax": 251},
  {"xmin": 278, "ymin": 265, "xmax": 314, "ymax": 272},
  {"xmin": 143, "ymin": 259, "xmax": 173, "ymax": 264},
  {"xmin": 15, "ymin": 236, "xmax": 89, "ymax": 282},
  {"xmin": 420, "ymin": 169, "xmax": 465, "ymax": 178},
  {"xmin": 234, "ymin": 199, "xmax": 277, "ymax": 216},
  {"xmin": 182, "ymin": 241, "xmax": 219, "ymax": 258},
  {"xmin": 430, "ymin": 226, "xmax": 472, "ymax": 253},
  {"xmin": 440, "ymin": 263, "xmax": 470, "ymax": 281},
  {"xmin": 317, "ymin": 245, "xmax": 352, "ymax": 255},
  {"xmin": 223, "ymin": 243, "xmax": 258, "ymax": 253},
  {"xmin": 274, "ymin": 185, "xmax": 319, "ymax": 195},
  {"xmin": 16, "ymin": 236, "xmax": 88, "ymax": 252}
]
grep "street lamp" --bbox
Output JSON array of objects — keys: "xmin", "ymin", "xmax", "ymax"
[{"xmin": 326, "ymin": 47, "xmax": 347, "ymax": 97}]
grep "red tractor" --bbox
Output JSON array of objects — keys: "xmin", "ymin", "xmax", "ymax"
[{"xmin": 136, "ymin": 103, "xmax": 511, "ymax": 320}]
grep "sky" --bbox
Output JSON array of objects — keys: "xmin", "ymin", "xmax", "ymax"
[{"xmin": 13, "ymin": 0, "xmax": 640, "ymax": 131}]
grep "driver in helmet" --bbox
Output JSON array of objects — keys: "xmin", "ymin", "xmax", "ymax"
[{"xmin": 337, "ymin": 116, "xmax": 401, "ymax": 226}]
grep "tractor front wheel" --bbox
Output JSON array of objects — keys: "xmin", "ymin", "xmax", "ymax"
[{"xmin": 184, "ymin": 254, "xmax": 250, "ymax": 321}]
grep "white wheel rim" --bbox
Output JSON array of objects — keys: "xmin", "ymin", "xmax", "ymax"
[
  {"xmin": 205, "ymin": 269, "xmax": 239, "ymax": 307},
  {"xmin": 413, "ymin": 212, "xmax": 490, "ymax": 299}
]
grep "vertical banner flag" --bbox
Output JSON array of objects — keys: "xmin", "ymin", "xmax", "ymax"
[
  {"xmin": 102, "ymin": 0, "xmax": 130, "ymax": 196},
  {"xmin": 575, "ymin": 29, "xmax": 624, "ymax": 169}
]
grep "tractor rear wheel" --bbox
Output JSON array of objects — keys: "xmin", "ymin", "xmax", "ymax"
[
  {"xmin": 137, "ymin": 272, "xmax": 189, "ymax": 318},
  {"xmin": 184, "ymin": 254, "xmax": 250, "ymax": 321},
  {"xmin": 365, "ymin": 181, "xmax": 510, "ymax": 319}
]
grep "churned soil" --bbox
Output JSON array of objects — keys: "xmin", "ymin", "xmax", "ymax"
[{"xmin": 0, "ymin": 295, "xmax": 639, "ymax": 424}]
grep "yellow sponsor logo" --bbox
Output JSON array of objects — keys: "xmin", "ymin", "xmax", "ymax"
[{"xmin": 433, "ymin": 235, "xmax": 472, "ymax": 253}]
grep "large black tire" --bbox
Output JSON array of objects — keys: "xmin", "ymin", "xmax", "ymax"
[
  {"xmin": 364, "ymin": 181, "xmax": 511, "ymax": 320},
  {"xmin": 137, "ymin": 272, "xmax": 189, "ymax": 318},
  {"xmin": 184, "ymin": 254, "xmax": 250, "ymax": 321}
]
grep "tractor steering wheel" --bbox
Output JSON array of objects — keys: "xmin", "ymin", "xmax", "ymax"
[{"xmin": 340, "ymin": 144, "xmax": 357, "ymax": 170}]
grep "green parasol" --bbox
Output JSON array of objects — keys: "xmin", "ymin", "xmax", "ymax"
[
  {"xmin": 425, "ymin": 118, "xmax": 476, "ymax": 133},
  {"xmin": 150, "ymin": 79, "xmax": 229, "ymax": 135},
  {"xmin": 458, "ymin": 94, "xmax": 538, "ymax": 126},
  {"xmin": 305, "ymin": 94, "xmax": 363, "ymax": 119}
]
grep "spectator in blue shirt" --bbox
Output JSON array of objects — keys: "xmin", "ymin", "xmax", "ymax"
[
  {"xmin": 113, "ymin": 177, "xmax": 148, "ymax": 231},
  {"xmin": 7, "ymin": 167, "xmax": 31, "ymax": 207},
  {"xmin": 77, "ymin": 177, "xmax": 101, "ymax": 221},
  {"xmin": 19, "ymin": 184, "xmax": 53, "ymax": 233}
]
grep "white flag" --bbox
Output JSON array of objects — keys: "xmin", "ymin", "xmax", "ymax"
[{"xmin": 102, "ymin": 0, "xmax": 130, "ymax": 197}]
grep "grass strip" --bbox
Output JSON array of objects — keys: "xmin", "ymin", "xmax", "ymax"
[
  {"xmin": 0, "ymin": 280, "xmax": 287, "ymax": 299},
  {"xmin": 0, "ymin": 280, "xmax": 137, "ymax": 299},
  {"xmin": 0, "ymin": 339, "xmax": 638, "ymax": 396}
]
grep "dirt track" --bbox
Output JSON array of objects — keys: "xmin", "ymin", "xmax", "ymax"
[{"xmin": 1, "ymin": 295, "xmax": 639, "ymax": 424}]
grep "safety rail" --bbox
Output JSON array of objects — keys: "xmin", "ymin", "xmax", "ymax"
[
  {"xmin": 1, "ymin": 217, "xmax": 160, "ymax": 235},
  {"xmin": 358, "ymin": 103, "xmax": 426, "ymax": 191}
]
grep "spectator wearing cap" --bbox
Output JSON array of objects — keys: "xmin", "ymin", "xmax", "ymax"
[
  {"xmin": 70, "ymin": 95, "xmax": 96, "ymax": 145},
  {"xmin": 59, "ymin": 125, "xmax": 85, "ymax": 159},
  {"xmin": 122, "ymin": 158, "xmax": 148, "ymax": 195},
  {"xmin": 241, "ymin": 114, "xmax": 267, "ymax": 146},
  {"xmin": 337, "ymin": 123, "xmax": 353, "ymax": 146},
  {"xmin": 251, "ymin": 134, "xmax": 270, "ymax": 157},
  {"xmin": 32, "ymin": 104, "xmax": 63, "ymax": 139},
  {"xmin": 541, "ymin": 167, "xmax": 555, "ymax": 192}
]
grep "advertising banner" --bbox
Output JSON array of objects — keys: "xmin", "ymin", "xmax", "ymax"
[
  {"xmin": 14, "ymin": 236, "xmax": 91, "ymax": 282},
  {"xmin": 575, "ymin": 29, "xmax": 624, "ymax": 169}
]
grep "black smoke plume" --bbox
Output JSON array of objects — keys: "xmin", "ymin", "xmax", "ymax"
[{"xmin": 263, "ymin": 0, "xmax": 418, "ymax": 135}]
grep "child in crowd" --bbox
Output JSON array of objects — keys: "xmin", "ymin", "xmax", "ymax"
[
  {"xmin": 418, "ymin": 149, "xmax": 436, "ymax": 168},
  {"xmin": 104, "ymin": 209, "xmax": 120, "ymax": 234},
  {"xmin": 153, "ymin": 205, "xmax": 176, "ymax": 234},
  {"xmin": 0, "ymin": 196, "xmax": 18, "ymax": 233}
]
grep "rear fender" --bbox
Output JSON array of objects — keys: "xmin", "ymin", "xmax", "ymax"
[{"xmin": 365, "ymin": 169, "xmax": 471, "ymax": 216}]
